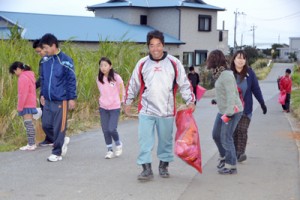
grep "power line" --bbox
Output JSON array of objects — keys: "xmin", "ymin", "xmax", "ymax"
[{"xmin": 248, "ymin": 11, "xmax": 300, "ymax": 21}]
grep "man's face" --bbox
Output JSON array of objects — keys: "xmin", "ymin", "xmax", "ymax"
[
  {"xmin": 148, "ymin": 38, "xmax": 164, "ymax": 60},
  {"xmin": 42, "ymin": 44, "xmax": 57, "ymax": 56},
  {"xmin": 34, "ymin": 47, "xmax": 46, "ymax": 57}
]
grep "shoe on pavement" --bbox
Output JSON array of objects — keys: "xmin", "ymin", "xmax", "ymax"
[
  {"xmin": 138, "ymin": 163, "xmax": 153, "ymax": 181},
  {"xmin": 47, "ymin": 154, "xmax": 62, "ymax": 162},
  {"xmin": 39, "ymin": 140, "xmax": 53, "ymax": 147},
  {"xmin": 61, "ymin": 137, "xmax": 70, "ymax": 157},
  {"xmin": 217, "ymin": 157, "xmax": 225, "ymax": 169},
  {"xmin": 105, "ymin": 151, "xmax": 114, "ymax": 159},
  {"xmin": 19, "ymin": 144, "xmax": 37, "ymax": 151},
  {"xmin": 218, "ymin": 167, "xmax": 237, "ymax": 175},
  {"xmin": 237, "ymin": 153, "xmax": 247, "ymax": 162},
  {"xmin": 115, "ymin": 144, "xmax": 123, "ymax": 157}
]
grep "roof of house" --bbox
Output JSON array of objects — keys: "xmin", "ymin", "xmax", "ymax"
[
  {"xmin": 0, "ymin": 11, "xmax": 184, "ymax": 44},
  {"xmin": 87, "ymin": 0, "xmax": 225, "ymax": 11}
]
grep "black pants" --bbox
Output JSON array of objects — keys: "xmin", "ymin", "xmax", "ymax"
[
  {"xmin": 282, "ymin": 93, "xmax": 291, "ymax": 112},
  {"xmin": 42, "ymin": 100, "xmax": 68, "ymax": 156}
]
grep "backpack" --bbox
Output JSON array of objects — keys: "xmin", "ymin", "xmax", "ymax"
[{"xmin": 138, "ymin": 58, "xmax": 178, "ymax": 112}]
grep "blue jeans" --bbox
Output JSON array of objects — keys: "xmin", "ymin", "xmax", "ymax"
[
  {"xmin": 99, "ymin": 108, "xmax": 121, "ymax": 148},
  {"xmin": 137, "ymin": 114, "xmax": 174, "ymax": 165},
  {"xmin": 212, "ymin": 112, "xmax": 242, "ymax": 166}
]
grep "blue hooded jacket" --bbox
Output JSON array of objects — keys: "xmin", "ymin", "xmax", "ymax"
[
  {"xmin": 240, "ymin": 68, "xmax": 265, "ymax": 115},
  {"xmin": 40, "ymin": 50, "xmax": 77, "ymax": 101}
]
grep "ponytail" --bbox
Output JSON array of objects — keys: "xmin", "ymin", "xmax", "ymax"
[{"xmin": 9, "ymin": 61, "xmax": 31, "ymax": 74}]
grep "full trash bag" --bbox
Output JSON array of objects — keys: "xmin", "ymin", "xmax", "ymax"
[
  {"xmin": 175, "ymin": 108, "xmax": 202, "ymax": 173},
  {"xmin": 278, "ymin": 91, "xmax": 286, "ymax": 105}
]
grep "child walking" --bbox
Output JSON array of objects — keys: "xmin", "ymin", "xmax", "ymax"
[
  {"xmin": 96, "ymin": 57, "xmax": 125, "ymax": 159},
  {"xmin": 9, "ymin": 61, "xmax": 38, "ymax": 151}
]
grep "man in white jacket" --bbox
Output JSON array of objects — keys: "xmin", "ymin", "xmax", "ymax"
[{"xmin": 124, "ymin": 30, "xmax": 195, "ymax": 181}]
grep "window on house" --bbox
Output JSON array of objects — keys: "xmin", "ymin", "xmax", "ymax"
[
  {"xmin": 195, "ymin": 50, "xmax": 207, "ymax": 65},
  {"xmin": 140, "ymin": 15, "xmax": 147, "ymax": 25},
  {"xmin": 198, "ymin": 15, "xmax": 211, "ymax": 32},
  {"xmin": 219, "ymin": 31, "xmax": 223, "ymax": 42},
  {"xmin": 183, "ymin": 52, "xmax": 194, "ymax": 67}
]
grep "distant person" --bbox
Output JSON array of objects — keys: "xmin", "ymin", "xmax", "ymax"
[
  {"xmin": 96, "ymin": 57, "xmax": 125, "ymax": 159},
  {"xmin": 188, "ymin": 66, "xmax": 200, "ymax": 104},
  {"xmin": 230, "ymin": 50, "xmax": 267, "ymax": 163},
  {"xmin": 39, "ymin": 33, "xmax": 77, "ymax": 162},
  {"xmin": 124, "ymin": 30, "xmax": 195, "ymax": 181},
  {"xmin": 9, "ymin": 61, "xmax": 38, "ymax": 151},
  {"xmin": 279, "ymin": 68, "xmax": 292, "ymax": 113},
  {"xmin": 206, "ymin": 49, "xmax": 243, "ymax": 175}
]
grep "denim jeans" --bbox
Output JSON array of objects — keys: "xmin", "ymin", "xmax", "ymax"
[
  {"xmin": 99, "ymin": 108, "xmax": 121, "ymax": 148},
  {"xmin": 137, "ymin": 114, "xmax": 174, "ymax": 165},
  {"xmin": 212, "ymin": 112, "xmax": 242, "ymax": 166}
]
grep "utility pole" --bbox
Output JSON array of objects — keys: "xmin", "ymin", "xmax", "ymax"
[
  {"xmin": 250, "ymin": 25, "xmax": 257, "ymax": 47},
  {"xmin": 234, "ymin": 9, "xmax": 245, "ymax": 51}
]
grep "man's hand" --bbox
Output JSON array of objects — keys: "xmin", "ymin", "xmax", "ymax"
[
  {"xmin": 123, "ymin": 105, "xmax": 131, "ymax": 116},
  {"xmin": 187, "ymin": 103, "xmax": 196, "ymax": 112},
  {"xmin": 261, "ymin": 103, "xmax": 267, "ymax": 114},
  {"xmin": 40, "ymin": 96, "xmax": 45, "ymax": 106},
  {"xmin": 68, "ymin": 100, "xmax": 76, "ymax": 110}
]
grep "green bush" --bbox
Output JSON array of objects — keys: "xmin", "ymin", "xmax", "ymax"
[{"xmin": 0, "ymin": 38, "xmax": 145, "ymax": 150}]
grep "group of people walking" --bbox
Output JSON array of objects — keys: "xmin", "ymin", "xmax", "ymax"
[{"xmin": 11, "ymin": 29, "xmax": 288, "ymax": 180}]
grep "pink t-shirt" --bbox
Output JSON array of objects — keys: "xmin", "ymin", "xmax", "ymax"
[{"xmin": 96, "ymin": 73, "xmax": 125, "ymax": 110}]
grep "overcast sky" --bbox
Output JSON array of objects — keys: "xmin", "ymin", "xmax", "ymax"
[{"xmin": 1, "ymin": 0, "xmax": 300, "ymax": 48}]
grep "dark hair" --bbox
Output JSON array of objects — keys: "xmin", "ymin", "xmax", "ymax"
[
  {"xmin": 286, "ymin": 68, "xmax": 291, "ymax": 74},
  {"xmin": 230, "ymin": 50, "xmax": 249, "ymax": 81},
  {"xmin": 9, "ymin": 61, "xmax": 31, "ymax": 74},
  {"xmin": 98, "ymin": 57, "xmax": 116, "ymax": 84},
  {"xmin": 147, "ymin": 30, "xmax": 164, "ymax": 46},
  {"xmin": 40, "ymin": 33, "xmax": 59, "ymax": 48},
  {"xmin": 32, "ymin": 39, "xmax": 43, "ymax": 49},
  {"xmin": 189, "ymin": 66, "xmax": 194, "ymax": 71},
  {"xmin": 206, "ymin": 50, "xmax": 227, "ymax": 70}
]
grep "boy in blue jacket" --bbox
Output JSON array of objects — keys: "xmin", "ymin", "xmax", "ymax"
[{"xmin": 40, "ymin": 33, "xmax": 77, "ymax": 162}]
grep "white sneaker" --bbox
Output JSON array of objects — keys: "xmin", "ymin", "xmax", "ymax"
[
  {"xmin": 105, "ymin": 151, "xmax": 114, "ymax": 159},
  {"xmin": 115, "ymin": 144, "xmax": 123, "ymax": 157},
  {"xmin": 47, "ymin": 154, "xmax": 62, "ymax": 162},
  {"xmin": 19, "ymin": 144, "xmax": 37, "ymax": 151},
  {"xmin": 61, "ymin": 136, "xmax": 70, "ymax": 157}
]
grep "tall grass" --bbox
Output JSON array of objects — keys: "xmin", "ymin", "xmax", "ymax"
[{"xmin": 0, "ymin": 38, "xmax": 145, "ymax": 151}]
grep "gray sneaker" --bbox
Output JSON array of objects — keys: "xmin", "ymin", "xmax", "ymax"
[
  {"xmin": 237, "ymin": 153, "xmax": 247, "ymax": 162},
  {"xmin": 61, "ymin": 137, "xmax": 70, "ymax": 157}
]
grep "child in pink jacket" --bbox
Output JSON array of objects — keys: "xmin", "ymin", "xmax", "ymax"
[
  {"xmin": 96, "ymin": 57, "xmax": 125, "ymax": 159},
  {"xmin": 9, "ymin": 61, "xmax": 38, "ymax": 151}
]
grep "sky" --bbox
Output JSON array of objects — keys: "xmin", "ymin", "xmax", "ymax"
[{"xmin": 1, "ymin": 0, "xmax": 300, "ymax": 48}]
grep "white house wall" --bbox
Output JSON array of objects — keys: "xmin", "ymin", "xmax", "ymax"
[{"xmin": 94, "ymin": 8, "xmax": 148, "ymax": 24}]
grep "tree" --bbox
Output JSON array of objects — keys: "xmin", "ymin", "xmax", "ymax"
[{"xmin": 243, "ymin": 46, "xmax": 259, "ymax": 65}]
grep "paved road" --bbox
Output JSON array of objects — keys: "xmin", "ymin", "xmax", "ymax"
[{"xmin": 0, "ymin": 63, "xmax": 299, "ymax": 200}]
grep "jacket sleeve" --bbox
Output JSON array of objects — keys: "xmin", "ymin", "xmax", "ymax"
[
  {"xmin": 17, "ymin": 76, "xmax": 29, "ymax": 111},
  {"xmin": 124, "ymin": 61, "xmax": 143, "ymax": 105},
  {"xmin": 63, "ymin": 59, "xmax": 77, "ymax": 100},
  {"xmin": 249, "ymin": 68, "xmax": 265, "ymax": 105},
  {"xmin": 223, "ymin": 72, "xmax": 238, "ymax": 116},
  {"xmin": 175, "ymin": 60, "xmax": 195, "ymax": 104}
]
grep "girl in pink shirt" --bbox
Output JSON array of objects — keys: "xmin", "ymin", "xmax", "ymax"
[
  {"xmin": 9, "ymin": 62, "xmax": 38, "ymax": 151},
  {"xmin": 96, "ymin": 57, "xmax": 125, "ymax": 159}
]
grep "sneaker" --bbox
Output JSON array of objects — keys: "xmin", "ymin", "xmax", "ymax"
[
  {"xmin": 217, "ymin": 158, "xmax": 225, "ymax": 169},
  {"xmin": 61, "ymin": 137, "xmax": 70, "ymax": 157},
  {"xmin": 105, "ymin": 151, "xmax": 114, "ymax": 159},
  {"xmin": 237, "ymin": 153, "xmax": 247, "ymax": 162},
  {"xmin": 47, "ymin": 154, "xmax": 62, "ymax": 162},
  {"xmin": 39, "ymin": 140, "xmax": 53, "ymax": 147},
  {"xmin": 218, "ymin": 167, "xmax": 237, "ymax": 175},
  {"xmin": 115, "ymin": 144, "xmax": 123, "ymax": 157},
  {"xmin": 19, "ymin": 144, "xmax": 37, "ymax": 151}
]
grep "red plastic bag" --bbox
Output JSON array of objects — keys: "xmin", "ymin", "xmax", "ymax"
[
  {"xmin": 196, "ymin": 85, "xmax": 206, "ymax": 101},
  {"xmin": 278, "ymin": 91, "xmax": 286, "ymax": 105},
  {"xmin": 175, "ymin": 108, "xmax": 202, "ymax": 173}
]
